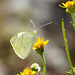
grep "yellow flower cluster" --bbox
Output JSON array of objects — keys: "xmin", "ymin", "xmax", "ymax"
[
  {"xmin": 33, "ymin": 38, "xmax": 49, "ymax": 50},
  {"xmin": 17, "ymin": 67, "xmax": 36, "ymax": 75},
  {"xmin": 59, "ymin": 0, "xmax": 75, "ymax": 8}
]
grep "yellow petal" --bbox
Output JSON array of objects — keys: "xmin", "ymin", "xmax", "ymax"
[
  {"xmin": 33, "ymin": 38, "xmax": 49, "ymax": 50},
  {"xmin": 32, "ymin": 71, "xmax": 36, "ymax": 74},
  {"xmin": 17, "ymin": 67, "xmax": 36, "ymax": 75},
  {"xmin": 62, "ymin": 3, "xmax": 66, "ymax": 6},
  {"xmin": 59, "ymin": 4, "xmax": 65, "ymax": 8},
  {"xmin": 41, "ymin": 37, "xmax": 44, "ymax": 42},
  {"xmin": 38, "ymin": 38, "xmax": 40, "ymax": 41},
  {"xmin": 73, "ymin": 0, "xmax": 75, "ymax": 5},
  {"xmin": 20, "ymin": 72, "xmax": 23, "ymax": 75},
  {"xmin": 44, "ymin": 40, "xmax": 49, "ymax": 46},
  {"xmin": 17, "ymin": 74, "xmax": 20, "ymax": 75},
  {"xmin": 59, "ymin": 1, "xmax": 73, "ymax": 8}
]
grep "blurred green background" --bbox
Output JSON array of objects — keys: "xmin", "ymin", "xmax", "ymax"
[{"xmin": 0, "ymin": 0, "xmax": 75, "ymax": 75}]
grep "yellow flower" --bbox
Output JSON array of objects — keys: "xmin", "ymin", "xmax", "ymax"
[
  {"xmin": 59, "ymin": 0, "xmax": 75, "ymax": 8},
  {"xmin": 17, "ymin": 67, "xmax": 36, "ymax": 75},
  {"xmin": 33, "ymin": 37, "xmax": 49, "ymax": 50},
  {"xmin": 73, "ymin": 0, "xmax": 75, "ymax": 5}
]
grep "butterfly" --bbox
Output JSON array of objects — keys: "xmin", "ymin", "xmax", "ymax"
[{"xmin": 10, "ymin": 20, "xmax": 52, "ymax": 59}]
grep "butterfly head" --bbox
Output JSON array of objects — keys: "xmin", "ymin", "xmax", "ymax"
[{"xmin": 33, "ymin": 30, "xmax": 39, "ymax": 35}]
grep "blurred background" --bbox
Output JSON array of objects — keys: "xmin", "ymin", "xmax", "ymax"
[{"xmin": 0, "ymin": 0, "xmax": 75, "ymax": 75}]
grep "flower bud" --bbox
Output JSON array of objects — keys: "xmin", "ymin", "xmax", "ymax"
[{"xmin": 30, "ymin": 63, "xmax": 41, "ymax": 72}]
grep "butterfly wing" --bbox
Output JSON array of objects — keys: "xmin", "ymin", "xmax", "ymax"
[{"xmin": 10, "ymin": 31, "xmax": 36, "ymax": 59}]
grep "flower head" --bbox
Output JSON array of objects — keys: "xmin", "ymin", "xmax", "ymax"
[
  {"xmin": 59, "ymin": 0, "xmax": 75, "ymax": 8},
  {"xmin": 32, "ymin": 37, "xmax": 49, "ymax": 51},
  {"xmin": 17, "ymin": 67, "xmax": 36, "ymax": 75}
]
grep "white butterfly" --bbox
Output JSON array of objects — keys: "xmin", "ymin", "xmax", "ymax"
[{"xmin": 10, "ymin": 19, "xmax": 52, "ymax": 59}]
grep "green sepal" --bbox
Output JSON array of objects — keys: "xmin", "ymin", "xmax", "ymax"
[
  {"xmin": 66, "ymin": 6, "xmax": 75, "ymax": 14},
  {"xmin": 35, "ymin": 47, "xmax": 44, "ymax": 55},
  {"xmin": 66, "ymin": 6, "xmax": 75, "ymax": 30}
]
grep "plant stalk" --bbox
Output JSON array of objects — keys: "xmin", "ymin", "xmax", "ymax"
[
  {"xmin": 40, "ymin": 53, "xmax": 46, "ymax": 75},
  {"xmin": 71, "ymin": 13, "xmax": 75, "ymax": 30},
  {"xmin": 38, "ymin": 71, "xmax": 40, "ymax": 75},
  {"xmin": 62, "ymin": 19, "xmax": 74, "ymax": 75}
]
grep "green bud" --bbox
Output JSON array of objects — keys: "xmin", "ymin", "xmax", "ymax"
[{"xmin": 30, "ymin": 63, "xmax": 41, "ymax": 72}]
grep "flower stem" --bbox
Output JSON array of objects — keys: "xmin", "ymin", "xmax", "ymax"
[
  {"xmin": 40, "ymin": 53, "xmax": 46, "ymax": 75},
  {"xmin": 71, "ymin": 13, "xmax": 75, "ymax": 30},
  {"xmin": 62, "ymin": 19, "xmax": 74, "ymax": 75},
  {"xmin": 38, "ymin": 71, "xmax": 41, "ymax": 75}
]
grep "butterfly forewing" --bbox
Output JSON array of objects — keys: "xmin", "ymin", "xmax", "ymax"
[{"xmin": 10, "ymin": 31, "xmax": 36, "ymax": 59}]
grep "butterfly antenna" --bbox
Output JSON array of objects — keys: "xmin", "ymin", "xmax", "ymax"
[
  {"xmin": 37, "ymin": 21, "xmax": 52, "ymax": 30},
  {"xmin": 30, "ymin": 19, "xmax": 36, "ymax": 30}
]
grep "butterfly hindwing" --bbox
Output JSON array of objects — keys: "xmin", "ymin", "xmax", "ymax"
[{"xmin": 10, "ymin": 31, "xmax": 36, "ymax": 59}]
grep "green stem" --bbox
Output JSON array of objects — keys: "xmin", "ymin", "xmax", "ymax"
[
  {"xmin": 40, "ymin": 53, "xmax": 46, "ymax": 75},
  {"xmin": 62, "ymin": 19, "xmax": 74, "ymax": 75},
  {"xmin": 71, "ymin": 13, "xmax": 75, "ymax": 30},
  {"xmin": 38, "ymin": 71, "xmax": 41, "ymax": 75}
]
